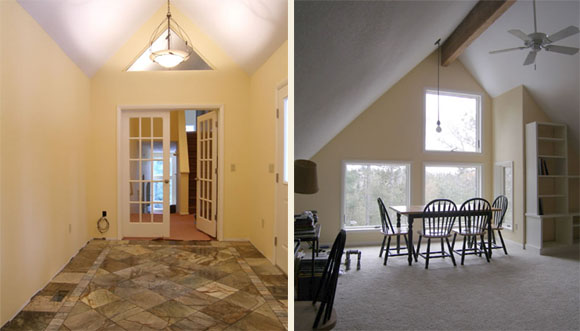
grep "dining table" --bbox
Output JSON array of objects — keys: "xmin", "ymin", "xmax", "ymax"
[{"xmin": 389, "ymin": 205, "xmax": 500, "ymax": 266}]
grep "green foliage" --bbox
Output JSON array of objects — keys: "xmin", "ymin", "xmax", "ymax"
[{"xmin": 344, "ymin": 164, "xmax": 408, "ymax": 228}]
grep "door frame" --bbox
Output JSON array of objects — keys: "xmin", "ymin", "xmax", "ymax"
[
  {"xmin": 273, "ymin": 79, "xmax": 289, "ymax": 269},
  {"xmin": 117, "ymin": 104, "xmax": 225, "ymax": 241}
]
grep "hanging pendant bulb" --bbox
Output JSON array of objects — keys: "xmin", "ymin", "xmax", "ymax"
[{"xmin": 435, "ymin": 39, "xmax": 442, "ymax": 133}]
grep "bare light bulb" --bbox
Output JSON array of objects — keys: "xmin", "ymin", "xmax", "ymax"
[{"xmin": 436, "ymin": 120, "xmax": 442, "ymax": 133}]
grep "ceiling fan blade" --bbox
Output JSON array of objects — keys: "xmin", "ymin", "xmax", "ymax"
[
  {"xmin": 544, "ymin": 45, "xmax": 579, "ymax": 55},
  {"xmin": 523, "ymin": 51, "xmax": 537, "ymax": 66},
  {"xmin": 489, "ymin": 46, "xmax": 527, "ymax": 54},
  {"xmin": 508, "ymin": 29, "xmax": 531, "ymax": 41},
  {"xmin": 546, "ymin": 26, "xmax": 579, "ymax": 43}
]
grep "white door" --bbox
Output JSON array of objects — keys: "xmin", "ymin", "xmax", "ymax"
[
  {"xmin": 275, "ymin": 84, "xmax": 289, "ymax": 274},
  {"xmin": 122, "ymin": 111, "xmax": 170, "ymax": 238},
  {"xmin": 196, "ymin": 111, "xmax": 218, "ymax": 237}
]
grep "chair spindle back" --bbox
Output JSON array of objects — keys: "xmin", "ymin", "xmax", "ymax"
[
  {"xmin": 459, "ymin": 198, "xmax": 491, "ymax": 233},
  {"xmin": 423, "ymin": 199, "xmax": 457, "ymax": 236},
  {"xmin": 377, "ymin": 198, "xmax": 395, "ymax": 233},
  {"xmin": 312, "ymin": 229, "xmax": 346, "ymax": 329},
  {"xmin": 492, "ymin": 195, "xmax": 508, "ymax": 228}
]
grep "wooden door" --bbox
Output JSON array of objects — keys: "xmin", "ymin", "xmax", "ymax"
[
  {"xmin": 122, "ymin": 111, "xmax": 170, "ymax": 238},
  {"xmin": 196, "ymin": 111, "xmax": 217, "ymax": 237}
]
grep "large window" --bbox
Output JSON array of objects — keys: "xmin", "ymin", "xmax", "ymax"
[
  {"xmin": 424, "ymin": 163, "xmax": 482, "ymax": 205},
  {"xmin": 425, "ymin": 90, "xmax": 481, "ymax": 153},
  {"xmin": 343, "ymin": 162, "xmax": 410, "ymax": 230}
]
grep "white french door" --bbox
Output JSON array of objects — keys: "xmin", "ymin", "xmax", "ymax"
[
  {"xmin": 196, "ymin": 111, "xmax": 218, "ymax": 237},
  {"xmin": 275, "ymin": 84, "xmax": 288, "ymax": 274},
  {"xmin": 121, "ymin": 111, "xmax": 170, "ymax": 238}
]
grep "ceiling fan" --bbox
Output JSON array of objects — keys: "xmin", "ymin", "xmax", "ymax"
[{"xmin": 489, "ymin": 0, "xmax": 579, "ymax": 66}]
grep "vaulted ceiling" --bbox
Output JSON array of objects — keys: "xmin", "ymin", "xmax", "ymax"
[
  {"xmin": 295, "ymin": 1, "xmax": 579, "ymax": 159},
  {"xmin": 17, "ymin": 0, "xmax": 288, "ymax": 77}
]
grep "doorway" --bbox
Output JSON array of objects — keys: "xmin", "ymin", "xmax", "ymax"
[{"xmin": 118, "ymin": 105, "xmax": 224, "ymax": 241}]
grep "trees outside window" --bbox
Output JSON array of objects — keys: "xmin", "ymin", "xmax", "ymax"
[
  {"xmin": 424, "ymin": 164, "xmax": 482, "ymax": 205},
  {"xmin": 425, "ymin": 90, "xmax": 481, "ymax": 153},
  {"xmin": 343, "ymin": 162, "xmax": 410, "ymax": 229}
]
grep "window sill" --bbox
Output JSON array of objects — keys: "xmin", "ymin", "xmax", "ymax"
[
  {"xmin": 343, "ymin": 227, "xmax": 381, "ymax": 232},
  {"xmin": 423, "ymin": 150, "xmax": 482, "ymax": 155}
]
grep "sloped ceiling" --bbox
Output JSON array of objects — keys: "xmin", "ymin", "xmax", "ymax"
[
  {"xmin": 16, "ymin": 0, "xmax": 288, "ymax": 77},
  {"xmin": 296, "ymin": 0, "xmax": 580, "ymax": 160},
  {"xmin": 295, "ymin": 0, "xmax": 477, "ymax": 159},
  {"xmin": 460, "ymin": 0, "xmax": 580, "ymax": 149}
]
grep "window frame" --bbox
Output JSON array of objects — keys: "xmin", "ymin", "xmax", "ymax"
[
  {"xmin": 494, "ymin": 161, "xmax": 514, "ymax": 231},
  {"xmin": 423, "ymin": 162, "xmax": 483, "ymax": 205},
  {"xmin": 341, "ymin": 160, "xmax": 412, "ymax": 232},
  {"xmin": 423, "ymin": 88, "xmax": 483, "ymax": 154}
]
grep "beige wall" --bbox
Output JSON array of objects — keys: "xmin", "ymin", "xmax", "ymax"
[
  {"xmin": 0, "ymin": 1, "xmax": 91, "ymax": 324},
  {"xmin": 295, "ymin": 52, "xmax": 493, "ymax": 245},
  {"xmin": 492, "ymin": 85, "xmax": 554, "ymax": 244},
  {"xmin": 248, "ymin": 42, "xmax": 288, "ymax": 261},
  {"xmin": 88, "ymin": 6, "xmax": 252, "ymax": 240},
  {"xmin": 492, "ymin": 86, "xmax": 525, "ymax": 243}
]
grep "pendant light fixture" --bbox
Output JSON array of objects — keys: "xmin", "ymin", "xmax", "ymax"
[
  {"xmin": 435, "ymin": 38, "xmax": 442, "ymax": 133},
  {"xmin": 149, "ymin": 0, "xmax": 193, "ymax": 68}
]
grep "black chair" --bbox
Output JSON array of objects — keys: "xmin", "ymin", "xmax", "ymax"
[
  {"xmin": 377, "ymin": 198, "xmax": 411, "ymax": 266},
  {"xmin": 452, "ymin": 198, "xmax": 491, "ymax": 265},
  {"xmin": 295, "ymin": 230, "xmax": 346, "ymax": 330},
  {"xmin": 487, "ymin": 195, "xmax": 509, "ymax": 255},
  {"xmin": 415, "ymin": 199, "xmax": 457, "ymax": 269}
]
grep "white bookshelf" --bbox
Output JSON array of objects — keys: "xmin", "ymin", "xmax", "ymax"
[{"xmin": 525, "ymin": 122, "xmax": 575, "ymax": 254}]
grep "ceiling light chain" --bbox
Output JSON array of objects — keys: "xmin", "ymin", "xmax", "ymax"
[
  {"xmin": 435, "ymin": 38, "xmax": 442, "ymax": 133},
  {"xmin": 148, "ymin": 0, "xmax": 193, "ymax": 68}
]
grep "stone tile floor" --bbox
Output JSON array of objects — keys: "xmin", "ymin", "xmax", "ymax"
[{"xmin": 2, "ymin": 240, "xmax": 288, "ymax": 331}]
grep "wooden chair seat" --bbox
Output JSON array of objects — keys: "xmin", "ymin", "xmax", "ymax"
[
  {"xmin": 453, "ymin": 228, "xmax": 485, "ymax": 236},
  {"xmin": 295, "ymin": 302, "xmax": 337, "ymax": 331},
  {"xmin": 417, "ymin": 229, "xmax": 452, "ymax": 238},
  {"xmin": 382, "ymin": 227, "xmax": 409, "ymax": 236}
]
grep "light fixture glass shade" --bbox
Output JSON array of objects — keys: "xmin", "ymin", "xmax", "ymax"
[
  {"xmin": 150, "ymin": 49, "xmax": 188, "ymax": 68},
  {"xmin": 295, "ymin": 159, "xmax": 319, "ymax": 194}
]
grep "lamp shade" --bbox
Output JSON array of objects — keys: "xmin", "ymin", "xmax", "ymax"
[{"xmin": 295, "ymin": 159, "xmax": 319, "ymax": 194}]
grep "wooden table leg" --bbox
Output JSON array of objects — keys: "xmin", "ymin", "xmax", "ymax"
[
  {"xmin": 488, "ymin": 212, "xmax": 493, "ymax": 259},
  {"xmin": 396, "ymin": 213, "xmax": 401, "ymax": 254},
  {"xmin": 407, "ymin": 215, "xmax": 413, "ymax": 266}
]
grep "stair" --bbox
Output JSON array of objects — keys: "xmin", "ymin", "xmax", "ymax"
[{"xmin": 187, "ymin": 132, "xmax": 197, "ymax": 215}]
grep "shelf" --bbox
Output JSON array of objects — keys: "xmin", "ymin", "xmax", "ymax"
[
  {"xmin": 539, "ymin": 175, "xmax": 567, "ymax": 178},
  {"xmin": 568, "ymin": 175, "xmax": 580, "ymax": 179},
  {"xmin": 538, "ymin": 137, "xmax": 564, "ymax": 142},
  {"xmin": 526, "ymin": 213, "xmax": 571, "ymax": 218},
  {"xmin": 538, "ymin": 194, "xmax": 566, "ymax": 198},
  {"xmin": 538, "ymin": 155, "xmax": 566, "ymax": 159}
]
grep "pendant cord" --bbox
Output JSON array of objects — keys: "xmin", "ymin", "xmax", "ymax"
[
  {"xmin": 436, "ymin": 38, "xmax": 441, "ymax": 126},
  {"xmin": 533, "ymin": 0, "xmax": 537, "ymax": 33},
  {"xmin": 167, "ymin": 0, "xmax": 171, "ymax": 50}
]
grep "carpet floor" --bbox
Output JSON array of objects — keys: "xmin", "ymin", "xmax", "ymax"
[{"xmin": 332, "ymin": 240, "xmax": 580, "ymax": 330}]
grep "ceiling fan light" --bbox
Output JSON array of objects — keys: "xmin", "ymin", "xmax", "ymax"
[{"xmin": 150, "ymin": 49, "xmax": 188, "ymax": 68}]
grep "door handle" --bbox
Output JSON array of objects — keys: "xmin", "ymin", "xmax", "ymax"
[{"xmin": 164, "ymin": 179, "xmax": 170, "ymax": 184}]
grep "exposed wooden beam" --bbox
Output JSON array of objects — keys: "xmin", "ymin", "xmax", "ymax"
[{"xmin": 441, "ymin": 0, "xmax": 516, "ymax": 66}]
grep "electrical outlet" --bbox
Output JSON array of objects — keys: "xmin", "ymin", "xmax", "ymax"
[
  {"xmin": 68, "ymin": 224, "xmax": 72, "ymax": 233},
  {"xmin": 261, "ymin": 219, "xmax": 264, "ymax": 228}
]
